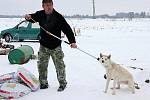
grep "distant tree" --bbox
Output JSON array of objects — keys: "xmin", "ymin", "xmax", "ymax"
[
  {"xmin": 128, "ymin": 12, "xmax": 134, "ymax": 21},
  {"xmin": 134, "ymin": 13, "xmax": 140, "ymax": 18},
  {"xmin": 147, "ymin": 12, "xmax": 150, "ymax": 18},
  {"xmin": 140, "ymin": 12, "xmax": 146, "ymax": 18}
]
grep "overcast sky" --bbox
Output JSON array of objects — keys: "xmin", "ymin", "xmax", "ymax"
[{"xmin": 0, "ymin": 0, "xmax": 150, "ymax": 16}]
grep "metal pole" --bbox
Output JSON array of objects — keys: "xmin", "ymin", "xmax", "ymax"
[
  {"xmin": 92, "ymin": 0, "xmax": 96, "ymax": 19},
  {"xmin": 30, "ymin": 18, "xmax": 99, "ymax": 60}
]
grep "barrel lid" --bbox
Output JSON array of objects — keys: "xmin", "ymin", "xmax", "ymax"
[{"xmin": 8, "ymin": 49, "xmax": 25, "ymax": 64}]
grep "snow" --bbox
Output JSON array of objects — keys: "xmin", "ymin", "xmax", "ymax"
[{"xmin": 0, "ymin": 18, "xmax": 150, "ymax": 100}]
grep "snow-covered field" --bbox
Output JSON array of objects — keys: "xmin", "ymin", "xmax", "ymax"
[{"xmin": 0, "ymin": 18, "xmax": 150, "ymax": 100}]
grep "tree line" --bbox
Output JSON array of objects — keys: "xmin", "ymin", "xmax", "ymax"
[
  {"xmin": 65, "ymin": 12, "xmax": 150, "ymax": 19},
  {"xmin": 0, "ymin": 12, "xmax": 150, "ymax": 19}
]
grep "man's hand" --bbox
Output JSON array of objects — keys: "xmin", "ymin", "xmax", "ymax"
[
  {"xmin": 24, "ymin": 14, "xmax": 32, "ymax": 20},
  {"xmin": 70, "ymin": 43, "xmax": 77, "ymax": 48}
]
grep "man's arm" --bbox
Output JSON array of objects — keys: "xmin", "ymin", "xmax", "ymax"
[
  {"xmin": 24, "ymin": 11, "xmax": 40, "ymax": 23},
  {"xmin": 59, "ymin": 15, "xmax": 77, "ymax": 48},
  {"xmin": 25, "ymin": 14, "xmax": 32, "ymax": 20}
]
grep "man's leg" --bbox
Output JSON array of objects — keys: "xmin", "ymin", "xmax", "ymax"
[
  {"xmin": 37, "ymin": 45, "xmax": 50, "ymax": 89},
  {"xmin": 50, "ymin": 46, "xmax": 67, "ymax": 91}
]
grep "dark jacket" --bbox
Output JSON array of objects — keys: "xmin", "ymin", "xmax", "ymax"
[{"xmin": 28, "ymin": 9, "xmax": 76, "ymax": 49}]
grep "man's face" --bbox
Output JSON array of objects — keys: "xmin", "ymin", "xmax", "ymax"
[{"xmin": 42, "ymin": 2, "xmax": 53, "ymax": 14}]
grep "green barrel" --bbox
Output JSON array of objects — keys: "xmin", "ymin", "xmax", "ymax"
[{"xmin": 8, "ymin": 45, "xmax": 34, "ymax": 64}]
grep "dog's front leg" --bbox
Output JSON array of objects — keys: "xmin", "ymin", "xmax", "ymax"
[{"xmin": 104, "ymin": 78, "xmax": 111, "ymax": 93}]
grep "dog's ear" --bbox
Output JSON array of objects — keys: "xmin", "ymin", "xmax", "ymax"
[
  {"xmin": 108, "ymin": 54, "xmax": 111, "ymax": 59},
  {"xmin": 100, "ymin": 53, "xmax": 103, "ymax": 58}
]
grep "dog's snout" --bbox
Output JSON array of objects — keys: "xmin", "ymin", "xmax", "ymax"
[{"xmin": 102, "ymin": 60, "xmax": 104, "ymax": 63}]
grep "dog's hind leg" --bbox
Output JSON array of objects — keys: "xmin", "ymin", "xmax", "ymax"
[
  {"xmin": 111, "ymin": 82, "xmax": 120, "ymax": 89},
  {"xmin": 116, "ymin": 82, "xmax": 120, "ymax": 89},
  {"xmin": 128, "ymin": 81, "xmax": 135, "ymax": 94}
]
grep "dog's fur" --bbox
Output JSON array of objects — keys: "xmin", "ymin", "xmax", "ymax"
[{"xmin": 99, "ymin": 53, "xmax": 135, "ymax": 95}]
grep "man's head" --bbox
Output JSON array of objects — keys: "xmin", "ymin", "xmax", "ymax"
[
  {"xmin": 42, "ymin": 0, "xmax": 53, "ymax": 4},
  {"xmin": 42, "ymin": 0, "xmax": 53, "ymax": 14}
]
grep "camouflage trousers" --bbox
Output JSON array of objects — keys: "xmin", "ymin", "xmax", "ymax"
[{"xmin": 37, "ymin": 45, "xmax": 67, "ymax": 86}]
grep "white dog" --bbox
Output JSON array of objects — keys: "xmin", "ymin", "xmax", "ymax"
[{"xmin": 98, "ymin": 53, "xmax": 135, "ymax": 95}]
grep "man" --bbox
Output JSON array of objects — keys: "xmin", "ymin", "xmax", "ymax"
[{"xmin": 25, "ymin": 0, "xmax": 77, "ymax": 92}]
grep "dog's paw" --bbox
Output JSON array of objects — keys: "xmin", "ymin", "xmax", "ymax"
[
  {"xmin": 110, "ymin": 87, "xmax": 114, "ymax": 90},
  {"xmin": 104, "ymin": 90, "xmax": 107, "ymax": 93},
  {"xmin": 132, "ymin": 91, "xmax": 135, "ymax": 94},
  {"xmin": 112, "ymin": 92, "xmax": 116, "ymax": 95},
  {"xmin": 111, "ymin": 87, "xmax": 120, "ymax": 89}
]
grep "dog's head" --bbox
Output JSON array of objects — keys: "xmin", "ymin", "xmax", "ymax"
[{"xmin": 99, "ymin": 53, "xmax": 111, "ymax": 66}]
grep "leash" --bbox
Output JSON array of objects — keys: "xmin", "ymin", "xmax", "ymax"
[
  {"xmin": 127, "ymin": 66, "xmax": 143, "ymax": 70},
  {"xmin": 30, "ymin": 18, "xmax": 99, "ymax": 61}
]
